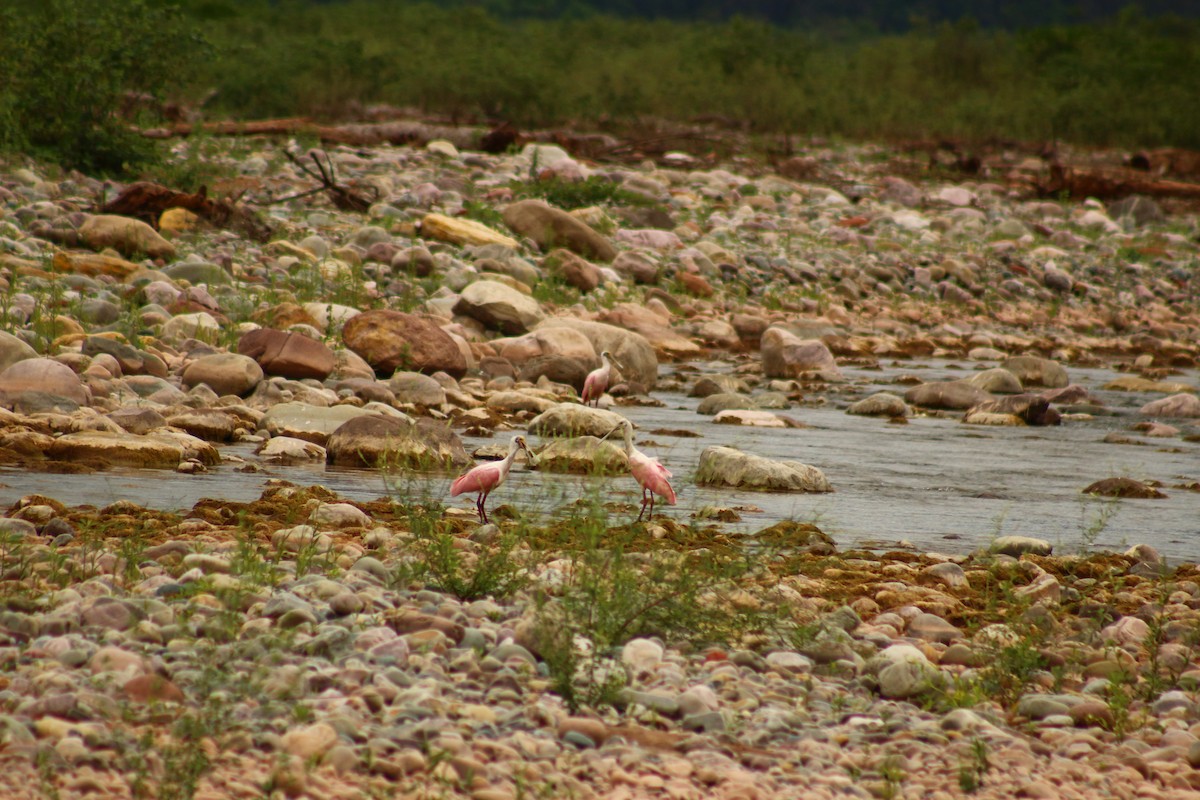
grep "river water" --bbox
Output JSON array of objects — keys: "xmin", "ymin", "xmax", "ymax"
[{"xmin": 2, "ymin": 359, "xmax": 1197, "ymax": 562}]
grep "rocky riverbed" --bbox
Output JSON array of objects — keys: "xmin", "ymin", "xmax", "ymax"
[{"xmin": 0, "ymin": 135, "xmax": 1198, "ymax": 798}]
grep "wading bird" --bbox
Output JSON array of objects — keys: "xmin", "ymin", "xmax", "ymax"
[
  {"xmin": 450, "ymin": 435, "xmax": 534, "ymax": 524},
  {"xmin": 606, "ymin": 418, "xmax": 676, "ymax": 522},
  {"xmin": 581, "ymin": 350, "xmax": 620, "ymax": 408}
]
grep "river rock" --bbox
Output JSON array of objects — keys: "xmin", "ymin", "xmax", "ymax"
[
  {"xmin": 846, "ymin": 392, "xmax": 909, "ymax": 417},
  {"xmin": 237, "ymin": 328, "xmax": 336, "ymax": 380},
  {"xmin": 455, "ymin": 280, "xmax": 545, "ymax": 334},
  {"xmin": 256, "ymin": 436, "xmax": 327, "ymax": 462},
  {"xmin": 1001, "ymin": 355, "xmax": 1069, "ymax": 388},
  {"xmin": 325, "ymin": 415, "xmax": 469, "ymax": 469},
  {"xmin": 519, "ymin": 355, "xmax": 591, "ymax": 391},
  {"xmin": 388, "ymin": 372, "xmax": 447, "ymax": 406},
  {"xmin": 690, "ymin": 375, "xmax": 751, "ymax": 398},
  {"xmin": 0, "ymin": 331, "xmax": 38, "ymax": 373},
  {"xmin": 342, "ymin": 310, "xmax": 467, "ymax": 378},
  {"xmin": 990, "ymin": 536, "xmax": 1053, "ymax": 557},
  {"xmin": 543, "ymin": 249, "xmax": 601, "ymax": 292},
  {"xmin": 533, "ymin": 436, "xmax": 628, "ymax": 474},
  {"xmin": 79, "ymin": 214, "xmax": 175, "ymax": 259},
  {"xmin": 502, "ymin": 199, "xmax": 617, "ymax": 261},
  {"xmin": 165, "ymin": 408, "xmax": 242, "ymax": 442},
  {"xmin": 904, "ymin": 380, "xmax": 992, "ymax": 410},
  {"xmin": 81, "ymin": 337, "xmax": 168, "ymax": 377},
  {"xmin": 181, "ymin": 353, "xmax": 264, "ymax": 397},
  {"xmin": 761, "ymin": 328, "xmax": 842, "ymax": 380},
  {"xmin": 535, "ymin": 319, "xmax": 657, "ymax": 389},
  {"xmin": 697, "ymin": 393, "xmax": 757, "ymax": 415},
  {"xmin": 46, "ymin": 431, "xmax": 219, "ymax": 469},
  {"xmin": 1082, "ymin": 477, "xmax": 1167, "ymax": 499},
  {"xmin": 1139, "ymin": 393, "xmax": 1200, "ymax": 418},
  {"xmin": 0, "ymin": 358, "xmax": 90, "ymax": 406},
  {"xmin": 107, "ymin": 407, "xmax": 167, "ymax": 434},
  {"xmin": 259, "ymin": 402, "xmax": 374, "ymax": 444},
  {"xmin": 695, "ymin": 446, "xmax": 832, "ymax": 492},
  {"xmin": 963, "ymin": 394, "xmax": 1061, "ymax": 426},
  {"xmin": 527, "ymin": 403, "xmax": 627, "ymax": 438},
  {"xmin": 966, "ymin": 368, "xmax": 1024, "ymax": 394},
  {"xmin": 420, "ymin": 212, "xmax": 519, "ymax": 248}
]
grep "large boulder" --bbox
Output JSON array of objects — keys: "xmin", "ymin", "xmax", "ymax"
[
  {"xmin": 533, "ymin": 436, "xmax": 628, "ymax": 474},
  {"xmin": 1139, "ymin": 393, "xmax": 1200, "ymax": 418},
  {"xmin": 325, "ymin": 415, "xmax": 470, "ymax": 469},
  {"xmin": 502, "ymin": 199, "xmax": 617, "ymax": 261},
  {"xmin": 1001, "ymin": 356, "xmax": 1068, "ymax": 389},
  {"xmin": 695, "ymin": 446, "xmax": 833, "ymax": 492},
  {"xmin": 761, "ymin": 328, "xmax": 843, "ymax": 380},
  {"xmin": 904, "ymin": 380, "xmax": 992, "ymax": 410},
  {"xmin": 79, "ymin": 214, "xmax": 175, "ymax": 260},
  {"xmin": 165, "ymin": 408, "xmax": 243, "ymax": 442},
  {"xmin": 454, "ymin": 280, "xmax": 545, "ymax": 335},
  {"xmin": 527, "ymin": 403, "xmax": 628, "ymax": 438},
  {"xmin": 598, "ymin": 304, "xmax": 701, "ymax": 359},
  {"xmin": 494, "ymin": 327, "xmax": 598, "ymax": 365},
  {"xmin": 0, "ymin": 358, "xmax": 90, "ymax": 407},
  {"xmin": 341, "ymin": 310, "xmax": 467, "ymax": 378},
  {"xmin": 238, "ymin": 328, "xmax": 336, "ymax": 381},
  {"xmin": 536, "ymin": 318, "xmax": 657, "ymax": 389},
  {"xmin": 181, "ymin": 353, "xmax": 264, "ymax": 397},
  {"xmin": 519, "ymin": 355, "xmax": 592, "ymax": 391},
  {"xmin": 259, "ymin": 402, "xmax": 375, "ymax": 445}
]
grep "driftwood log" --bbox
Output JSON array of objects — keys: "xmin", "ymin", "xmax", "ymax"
[
  {"xmin": 1038, "ymin": 164, "xmax": 1200, "ymax": 201},
  {"xmin": 100, "ymin": 182, "xmax": 274, "ymax": 242}
]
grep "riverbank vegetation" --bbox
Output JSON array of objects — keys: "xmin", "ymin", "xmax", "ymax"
[{"xmin": 2, "ymin": 0, "xmax": 1199, "ymax": 173}]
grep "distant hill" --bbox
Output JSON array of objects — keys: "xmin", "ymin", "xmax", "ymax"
[{"xmin": 446, "ymin": 0, "xmax": 1200, "ymax": 29}]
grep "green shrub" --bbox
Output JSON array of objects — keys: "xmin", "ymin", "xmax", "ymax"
[{"xmin": 0, "ymin": 0, "xmax": 205, "ymax": 174}]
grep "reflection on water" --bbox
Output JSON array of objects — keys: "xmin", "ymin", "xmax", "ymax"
[{"xmin": 1, "ymin": 359, "xmax": 1197, "ymax": 561}]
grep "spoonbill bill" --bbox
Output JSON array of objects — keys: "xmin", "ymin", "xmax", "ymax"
[{"xmin": 450, "ymin": 434, "xmax": 534, "ymax": 523}]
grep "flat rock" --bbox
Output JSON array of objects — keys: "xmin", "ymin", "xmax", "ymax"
[
  {"xmin": 79, "ymin": 214, "xmax": 175, "ymax": 259},
  {"xmin": 695, "ymin": 446, "xmax": 832, "ymax": 492}
]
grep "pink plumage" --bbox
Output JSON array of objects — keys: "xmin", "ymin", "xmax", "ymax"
[
  {"xmin": 581, "ymin": 350, "xmax": 617, "ymax": 407},
  {"xmin": 449, "ymin": 435, "xmax": 532, "ymax": 523},
  {"xmin": 609, "ymin": 419, "xmax": 676, "ymax": 522}
]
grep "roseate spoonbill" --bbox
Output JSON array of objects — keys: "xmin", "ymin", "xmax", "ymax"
[
  {"xmin": 450, "ymin": 435, "xmax": 534, "ymax": 523},
  {"xmin": 581, "ymin": 350, "xmax": 620, "ymax": 408},
  {"xmin": 605, "ymin": 419, "xmax": 676, "ymax": 522}
]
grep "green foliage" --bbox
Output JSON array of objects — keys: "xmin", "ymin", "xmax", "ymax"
[
  {"xmin": 513, "ymin": 175, "xmax": 654, "ymax": 210},
  {"xmin": 0, "ymin": 0, "xmax": 206, "ymax": 173}
]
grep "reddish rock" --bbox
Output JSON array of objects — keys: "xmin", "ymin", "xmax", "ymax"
[
  {"xmin": 0, "ymin": 358, "xmax": 91, "ymax": 406},
  {"xmin": 544, "ymin": 249, "xmax": 601, "ymax": 292},
  {"xmin": 341, "ymin": 310, "xmax": 467, "ymax": 378},
  {"xmin": 124, "ymin": 674, "xmax": 186, "ymax": 704},
  {"xmin": 238, "ymin": 328, "xmax": 336, "ymax": 380}
]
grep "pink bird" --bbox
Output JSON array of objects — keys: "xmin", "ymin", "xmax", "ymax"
[
  {"xmin": 607, "ymin": 419, "xmax": 676, "ymax": 522},
  {"xmin": 449, "ymin": 435, "xmax": 534, "ymax": 523},
  {"xmin": 581, "ymin": 350, "xmax": 619, "ymax": 408}
]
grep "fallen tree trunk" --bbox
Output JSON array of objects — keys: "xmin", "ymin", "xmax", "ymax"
[
  {"xmin": 100, "ymin": 182, "xmax": 274, "ymax": 242},
  {"xmin": 1039, "ymin": 164, "xmax": 1200, "ymax": 201}
]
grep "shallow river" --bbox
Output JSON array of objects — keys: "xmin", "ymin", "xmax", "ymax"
[{"xmin": 2, "ymin": 359, "xmax": 1197, "ymax": 562}]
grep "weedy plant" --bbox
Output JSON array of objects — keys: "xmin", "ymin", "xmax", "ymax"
[
  {"xmin": 529, "ymin": 491, "xmax": 781, "ymax": 712},
  {"xmin": 957, "ymin": 737, "xmax": 992, "ymax": 793}
]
